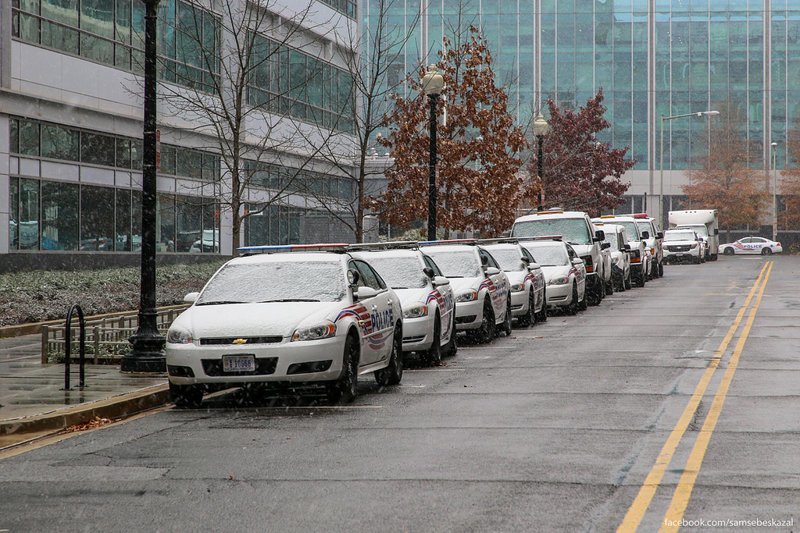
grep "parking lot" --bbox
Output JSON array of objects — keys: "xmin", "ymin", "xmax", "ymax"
[{"xmin": 1, "ymin": 255, "xmax": 798, "ymax": 531}]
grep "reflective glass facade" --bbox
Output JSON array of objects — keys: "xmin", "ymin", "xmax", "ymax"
[{"xmin": 371, "ymin": 0, "xmax": 800, "ymax": 174}]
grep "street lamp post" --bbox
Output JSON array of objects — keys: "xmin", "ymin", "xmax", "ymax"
[
  {"xmin": 771, "ymin": 142, "xmax": 778, "ymax": 242},
  {"xmin": 658, "ymin": 110, "xmax": 719, "ymax": 228},
  {"xmin": 533, "ymin": 113, "xmax": 549, "ymax": 211},
  {"xmin": 122, "ymin": 0, "xmax": 165, "ymax": 373},
  {"xmin": 421, "ymin": 65, "xmax": 444, "ymax": 241}
]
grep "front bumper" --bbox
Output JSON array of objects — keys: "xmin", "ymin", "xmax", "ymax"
[
  {"xmin": 546, "ymin": 283, "xmax": 572, "ymax": 308},
  {"xmin": 510, "ymin": 289, "xmax": 530, "ymax": 317},
  {"xmin": 663, "ymin": 248, "xmax": 699, "ymax": 262},
  {"xmin": 401, "ymin": 316, "xmax": 434, "ymax": 352},
  {"xmin": 454, "ymin": 299, "xmax": 483, "ymax": 330},
  {"xmin": 166, "ymin": 335, "xmax": 346, "ymax": 385}
]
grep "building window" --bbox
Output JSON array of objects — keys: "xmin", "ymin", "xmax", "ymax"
[
  {"xmin": 243, "ymin": 160, "xmax": 355, "ymax": 201},
  {"xmin": 80, "ymin": 185, "xmax": 115, "ymax": 251},
  {"xmin": 11, "ymin": 0, "xmax": 220, "ymax": 93},
  {"xmin": 41, "ymin": 180, "xmax": 80, "ymax": 251},
  {"xmin": 318, "ymin": 0, "xmax": 356, "ymax": 19}
]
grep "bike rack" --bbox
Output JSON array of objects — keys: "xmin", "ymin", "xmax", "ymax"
[{"xmin": 64, "ymin": 304, "xmax": 87, "ymax": 391}]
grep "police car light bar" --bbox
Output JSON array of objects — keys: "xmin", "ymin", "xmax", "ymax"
[
  {"xmin": 418, "ymin": 239, "xmax": 477, "ymax": 246},
  {"xmin": 347, "ymin": 241, "xmax": 419, "ymax": 251},
  {"xmin": 515, "ymin": 235, "xmax": 563, "ymax": 242},
  {"xmin": 476, "ymin": 238, "xmax": 519, "ymax": 245},
  {"xmin": 238, "ymin": 243, "xmax": 350, "ymax": 255}
]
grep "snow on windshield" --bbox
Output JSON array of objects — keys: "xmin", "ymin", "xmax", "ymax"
[
  {"xmin": 513, "ymin": 218, "xmax": 591, "ymax": 245},
  {"xmin": 424, "ymin": 250, "xmax": 481, "ymax": 278},
  {"xmin": 197, "ymin": 261, "xmax": 346, "ymax": 304},
  {"xmin": 365, "ymin": 257, "xmax": 427, "ymax": 289},
  {"xmin": 526, "ymin": 245, "xmax": 568, "ymax": 266},
  {"xmin": 665, "ymin": 231, "xmax": 696, "ymax": 241},
  {"xmin": 487, "ymin": 248, "xmax": 525, "ymax": 271}
]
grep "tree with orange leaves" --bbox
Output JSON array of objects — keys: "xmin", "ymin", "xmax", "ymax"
[
  {"xmin": 779, "ymin": 120, "xmax": 800, "ymax": 230},
  {"xmin": 371, "ymin": 26, "xmax": 528, "ymax": 237},
  {"xmin": 682, "ymin": 107, "xmax": 767, "ymax": 234}
]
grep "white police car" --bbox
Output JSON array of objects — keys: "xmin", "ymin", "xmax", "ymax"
[
  {"xmin": 481, "ymin": 240, "xmax": 547, "ymax": 327},
  {"xmin": 349, "ymin": 243, "xmax": 456, "ymax": 364},
  {"xmin": 519, "ymin": 238, "xmax": 587, "ymax": 315},
  {"xmin": 165, "ymin": 244, "xmax": 404, "ymax": 407},
  {"xmin": 720, "ymin": 237, "xmax": 783, "ymax": 256},
  {"xmin": 420, "ymin": 241, "xmax": 511, "ymax": 343}
]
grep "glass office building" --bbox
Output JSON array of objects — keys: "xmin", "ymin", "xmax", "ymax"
[{"xmin": 368, "ymin": 0, "xmax": 800, "ymax": 217}]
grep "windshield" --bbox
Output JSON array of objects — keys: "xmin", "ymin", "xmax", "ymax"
[
  {"xmin": 512, "ymin": 218, "xmax": 592, "ymax": 245},
  {"xmin": 603, "ymin": 233, "xmax": 619, "ymax": 251},
  {"xmin": 679, "ymin": 225, "xmax": 708, "ymax": 237},
  {"xmin": 614, "ymin": 221, "xmax": 640, "ymax": 240},
  {"xmin": 525, "ymin": 245, "xmax": 569, "ymax": 266},
  {"xmin": 424, "ymin": 250, "xmax": 481, "ymax": 278},
  {"xmin": 196, "ymin": 261, "xmax": 346, "ymax": 304},
  {"xmin": 487, "ymin": 248, "xmax": 526, "ymax": 271},
  {"xmin": 363, "ymin": 257, "xmax": 427, "ymax": 289},
  {"xmin": 665, "ymin": 231, "xmax": 696, "ymax": 242}
]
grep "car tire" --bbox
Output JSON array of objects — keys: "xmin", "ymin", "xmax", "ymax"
[
  {"xmin": 501, "ymin": 299, "xmax": 513, "ymax": 336},
  {"xmin": 170, "ymin": 382, "xmax": 203, "ymax": 409},
  {"xmin": 638, "ymin": 268, "xmax": 647, "ymax": 287},
  {"xmin": 624, "ymin": 270, "xmax": 632, "ymax": 290},
  {"xmin": 605, "ymin": 275, "xmax": 614, "ymax": 295},
  {"xmin": 474, "ymin": 298, "xmax": 494, "ymax": 344},
  {"xmin": 761, "ymin": 247, "xmax": 772, "ymax": 255},
  {"xmin": 517, "ymin": 292, "xmax": 535, "ymax": 327},
  {"xmin": 327, "ymin": 333, "xmax": 359, "ymax": 404},
  {"xmin": 536, "ymin": 288, "xmax": 548, "ymax": 322},
  {"xmin": 578, "ymin": 287, "xmax": 588, "ymax": 311},
  {"xmin": 658, "ymin": 260, "xmax": 664, "ymax": 277},
  {"xmin": 567, "ymin": 282, "xmax": 579, "ymax": 315},
  {"xmin": 422, "ymin": 316, "xmax": 442, "ymax": 365},
  {"xmin": 375, "ymin": 324, "xmax": 403, "ymax": 386},
  {"xmin": 443, "ymin": 315, "xmax": 458, "ymax": 357},
  {"xmin": 723, "ymin": 247, "xmax": 734, "ymax": 255}
]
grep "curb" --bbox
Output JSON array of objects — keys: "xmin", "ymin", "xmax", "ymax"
[{"xmin": 0, "ymin": 383, "xmax": 171, "ymax": 436}]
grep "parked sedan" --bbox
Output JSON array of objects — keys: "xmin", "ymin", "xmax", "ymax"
[
  {"xmin": 519, "ymin": 239, "xmax": 586, "ymax": 315},
  {"xmin": 720, "ymin": 237, "xmax": 783, "ymax": 256},
  {"xmin": 481, "ymin": 241, "xmax": 547, "ymax": 327}
]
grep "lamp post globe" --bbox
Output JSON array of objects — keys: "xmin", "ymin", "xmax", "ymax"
[
  {"xmin": 422, "ymin": 65, "xmax": 443, "ymax": 241},
  {"xmin": 533, "ymin": 113, "xmax": 549, "ymax": 211}
]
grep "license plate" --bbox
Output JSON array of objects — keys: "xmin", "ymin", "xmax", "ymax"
[{"xmin": 222, "ymin": 355, "xmax": 256, "ymax": 373}]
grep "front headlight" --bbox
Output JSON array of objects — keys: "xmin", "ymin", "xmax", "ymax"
[
  {"xmin": 403, "ymin": 304, "xmax": 429, "ymax": 318},
  {"xmin": 510, "ymin": 283, "xmax": 525, "ymax": 293},
  {"xmin": 548, "ymin": 276, "xmax": 569, "ymax": 286},
  {"xmin": 650, "ymin": 247, "xmax": 656, "ymax": 255},
  {"xmin": 291, "ymin": 322, "xmax": 336, "ymax": 342},
  {"xmin": 166, "ymin": 327, "xmax": 193, "ymax": 344},
  {"xmin": 456, "ymin": 290, "xmax": 478, "ymax": 302}
]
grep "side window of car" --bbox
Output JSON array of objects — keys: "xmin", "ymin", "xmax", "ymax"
[
  {"xmin": 423, "ymin": 255, "xmax": 443, "ymax": 277},
  {"xmin": 566, "ymin": 245, "xmax": 576, "ymax": 260},
  {"xmin": 353, "ymin": 260, "xmax": 383, "ymax": 290},
  {"xmin": 522, "ymin": 248, "xmax": 535, "ymax": 264},
  {"xmin": 481, "ymin": 250, "xmax": 500, "ymax": 269}
]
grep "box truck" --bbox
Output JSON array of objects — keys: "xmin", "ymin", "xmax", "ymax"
[{"xmin": 668, "ymin": 210, "xmax": 719, "ymax": 261}]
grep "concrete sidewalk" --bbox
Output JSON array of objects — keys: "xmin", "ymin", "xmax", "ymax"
[{"xmin": 0, "ymin": 333, "xmax": 168, "ymax": 440}]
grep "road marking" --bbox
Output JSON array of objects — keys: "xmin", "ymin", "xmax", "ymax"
[
  {"xmin": 617, "ymin": 261, "xmax": 770, "ymax": 533},
  {"xmin": 660, "ymin": 261, "xmax": 773, "ymax": 532}
]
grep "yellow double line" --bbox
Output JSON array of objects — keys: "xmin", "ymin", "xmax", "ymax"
[{"xmin": 618, "ymin": 261, "xmax": 774, "ymax": 532}]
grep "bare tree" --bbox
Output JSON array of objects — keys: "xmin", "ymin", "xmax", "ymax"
[{"xmin": 155, "ymin": 0, "xmax": 349, "ymax": 251}]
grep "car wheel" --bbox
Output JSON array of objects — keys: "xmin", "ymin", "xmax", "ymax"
[
  {"xmin": 443, "ymin": 315, "xmax": 458, "ymax": 357},
  {"xmin": 624, "ymin": 270, "xmax": 632, "ymax": 290},
  {"xmin": 578, "ymin": 287, "xmax": 588, "ymax": 311},
  {"xmin": 536, "ymin": 288, "xmax": 548, "ymax": 322},
  {"xmin": 567, "ymin": 282, "xmax": 579, "ymax": 315},
  {"xmin": 422, "ymin": 316, "xmax": 442, "ymax": 364},
  {"xmin": 658, "ymin": 261, "xmax": 664, "ymax": 277},
  {"xmin": 761, "ymin": 247, "xmax": 772, "ymax": 255},
  {"xmin": 327, "ymin": 333, "xmax": 359, "ymax": 404},
  {"xmin": 500, "ymin": 298, "xmax": 512, "ymax": 336},
  {"xmin": 605, "ymin": 275, "xmax": 614, "ymax": 295},
  {"xmin": 638, "ymin": 268, "xmax": 647, "ymax": 287},
  {"xmin": 170, "ymin": 382, "xmax": 203, "ymax": 409},
  {"xmin": 475, "ymin": 298, "xmax": 494, "ymax": 344},
  {"xmin": 376, "ymin": 324, "xmax": 403, "ymax": 386},
  {"xmin": 723, "ymin": 247, "xmax": 734, "ymax": 256},
  {"xmin": 517, "ymin": 292, "xmax": 534, "ymax": 327}
]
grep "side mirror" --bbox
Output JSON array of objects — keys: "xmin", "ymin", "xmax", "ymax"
[
  {"xmin": 594, "ymin": 229, "xmax": 606, "ymax": 242},
  {"xmin": 354, "ymin": 286, "xmax": 378, "ymax": 300},
  {"xmin": 423, "ymin": 266, "xmax": 435, "ymax": 279},
  {"xmin": 433, "ymin": 276, "xmax": 450, "ymax": 287},
  {"xmin": 641, "ymin": 231, "xmax": 650, "ymax": 239},
  {"xmin": 657, "ymin": 232, "xmax": 664, "ymax": 239},
  {"xmin": 184, "ymin": 292, "xmax": 200, "ymax": 304},
  {"xmin": 601, "ymin": 242, "xmax": 611, "ymax": 250},
  {"xmin": 485, "ymin": 266, "xmax": 500, "ymax": 276}
]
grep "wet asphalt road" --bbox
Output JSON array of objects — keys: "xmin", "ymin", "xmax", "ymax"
[{"xmin": 0, "ymin": 256, "xmax": 798, "ymax": 532}]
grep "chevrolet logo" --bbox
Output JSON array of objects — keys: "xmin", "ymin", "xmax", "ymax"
[{"xmin": 232, "ymin": 338, "xmax": 248, "ymax": 345}]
